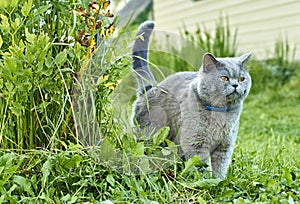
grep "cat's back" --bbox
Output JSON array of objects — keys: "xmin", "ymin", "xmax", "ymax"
[{"xmin": 159, "ymin": 71, "xmax": 197, "ymax": 99}]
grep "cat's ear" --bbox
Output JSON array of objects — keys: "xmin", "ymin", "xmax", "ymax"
[
  {"xmin": 202, "ymin": 53, "xmax": 219, "ymax": 73},
  {"xmin": 239, "ymin": 52, "xmax": 252, "ymax": 65}
]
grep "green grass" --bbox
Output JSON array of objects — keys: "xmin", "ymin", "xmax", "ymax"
[{"xmin": 0, "ymin": 64, "xmax": 299, "ymax": 203}]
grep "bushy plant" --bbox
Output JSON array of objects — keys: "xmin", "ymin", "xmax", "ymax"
[{"xmin": 0, "ymin": 0, "xmax": 115, "ymax": 149}]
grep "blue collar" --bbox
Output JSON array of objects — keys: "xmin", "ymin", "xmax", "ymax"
[
  {"xmin": 203, "ymin": 104, "xmax": 230, "ymax": 112},
  {"xmin": 193, "ymin": 86, "xmax": 234, "ymax": 113}
]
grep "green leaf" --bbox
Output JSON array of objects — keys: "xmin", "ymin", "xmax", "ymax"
[
  {"xmin": 165, "ymin": 139, "xmax": 178, "ymax": 154},
  {"xmin": 37, "ymin": 101, "xmax": 51, "ymax": 113},
  {"xmin": 133, "ymin": 142, "xmax": 144, "ymax": 156},
  {"xmin": 45, "ymin": 56, "xmax": 53, "ymax": 68},
  {"xmin": 181, "ymin": 155, "xmax": 201, "ymax": 176},
  {"xmin": 10, "ymin": 0, "xmax": 19, "ymax": 8},
  {"xmin": 283, "ymin": 168, "xmax": 294, "ymax": 187},
  {"xmin": 197, "ymin": 196, "xmax": 207, "ymax": 204},
  {"xmin": 138, "ymin": 157, "xmax": 150, "ymax": 173},
  {"xmin": 233, "ymin": 197, "xmax": 252, "ymax": 204},
  {"xmin": 11, "ymin": 17, "xmax": 21, "ymax": 30},
  {"xmin": 161, "ymin": 148, "xmax": 171, "ymax": 156},
  {"xmin": 0, "ymin": 153, "xmax": 23, "ymax": 188},
  {"xmin": 17, "ymin": 81, "xmax": 32, "ymax": 93},
  {"xmin": 0, "ymin": 152, "xmax": 15, "ymax": 166},
  {"xmin": 10, "ymin": 102, "xmax": 24, "ymax": 116},
  {"xmin": 0, "ymin": 34, "xmax": 3, "ymax": 48},
  {"xmin": 34, "ymin": 5, "xmax": 51, "ymax": 16},
  {"xmin": 30, "ymin": 174, "xmax": 37, "ymax": 192},
  {"xmin": 13, "ymin": 175, "xmax": 34, "ymax": 196},
  {"xmin": 5, "ymin": 82, "xmax": 14, "ymax": 93},
  {"xmin": 0, "ymin": 184, "xmax": 17, "ymax": 202},
  {"xmin": 188, "ymin": 178, "xmax": 222, "ymax": 188},
  {"xmin": 25, "ymin": 28, "xmax": 35, "ymax": 44},
  {"xmin": 41, "ymin": 158, "xmax": 52, "ymax": 189},
  {"xmin": 61, "ymin": 194, "xmax": 71, "ymax": 202},
  {"xmin": 266, "ymin": 180, "xmax": 280, "ymax": 193},
  {"xmin": 0, "ymin": 14, "xmax": 9, "ymax": 32},
  {"xmin": 288, "ymin": 196, "xmax": 295, "ymax": 204},
  {"xmin": 54, "ymin": 50, "xmax": 68, "ymax": 66},
  {"xmin": 99, "ymin": 137, "xmax": 116, "ymax": 161},
  {"xmin": 4, "ymin": 56, "xmax": 17, "ymax": 72},
  {"xmin": 21, "ymin": 0, "xmax": 33, "ymax": 17},
  {"xmin": 152, "ymin": 126, "xmax": 170, "ymax": 146},
  {"xmin": 60, "ymin": 68, "xmax": 74, "ymax": 73},
  {"xmin": 0, "ymin": 0, "xmax": 8, "ymax": 8},
  {"xmin": 63, "ymin": 154, "xmax": 82, "ymax": 170},
  {"xmin": 106, "ymin": 174, "xmax": 115, "ymax": 187}
]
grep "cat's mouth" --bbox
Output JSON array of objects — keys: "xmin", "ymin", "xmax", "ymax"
[
  {"xmin": 227, "ymin": 89, "xmax": 238, "ymax": 96},
  {"xmin": 226, "ymin": 89, "xmax": 243, "ymax": 99},
  {"xmin": 225, "ymin": 88, "xmax": 248, "ymax": 102}
]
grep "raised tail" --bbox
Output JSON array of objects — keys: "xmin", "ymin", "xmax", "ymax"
[{"xmin": 132, "ymin": 21, "xmax": 157, "ymax": 94}]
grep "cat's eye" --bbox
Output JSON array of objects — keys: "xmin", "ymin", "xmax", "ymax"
[
  {"xmin": 238, "ymin": 77, "xmax": 245, "ymax": 82},
  {"xmin": 220, "ymin": 76, "xmax": 229, "ymax": 81}
]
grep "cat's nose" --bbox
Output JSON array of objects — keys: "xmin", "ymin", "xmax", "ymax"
[{"xmin": 232, "ymin": 84, "xmax": 238, "ymax": 89}]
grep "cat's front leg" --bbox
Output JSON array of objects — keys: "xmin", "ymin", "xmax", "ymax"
[{"xmin": 210, "ymin": 144, "xmax": 234, "ymax": 179}]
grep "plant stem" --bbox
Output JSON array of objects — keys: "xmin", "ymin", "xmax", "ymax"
[{"xmin": 29, "ymin": 92, "xmax": 34, "ymax": 149}]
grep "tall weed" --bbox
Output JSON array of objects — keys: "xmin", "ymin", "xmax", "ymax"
[
  {"xmin": 183, "ymin": 17, "xmax": 238, "ymax": 57},
  {"xmin": 266, "ymin": 39, "xmax": 297, "ymax": 85}
]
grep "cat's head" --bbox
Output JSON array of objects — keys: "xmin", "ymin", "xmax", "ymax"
[{"xmin": 198, "ymin": 53, "xmax": 252, "ymax": 107}]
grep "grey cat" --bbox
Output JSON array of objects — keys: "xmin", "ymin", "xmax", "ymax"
[{"xmin": 132, "ymin": 21, "xmax": 252, "ymax": 179}]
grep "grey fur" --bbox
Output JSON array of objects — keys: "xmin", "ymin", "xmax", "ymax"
[
  {"xmin": 132, "ymin": 21, "xmax": 252, "ymax": 179},
  {"xmin": 132, "ymin": 21, "xmax": 156, "ymax": 94}
]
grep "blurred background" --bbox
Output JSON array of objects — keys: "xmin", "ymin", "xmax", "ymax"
[{"xmin": 115, "ymin": 0, "xmax": 300, "ymax": 60}]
